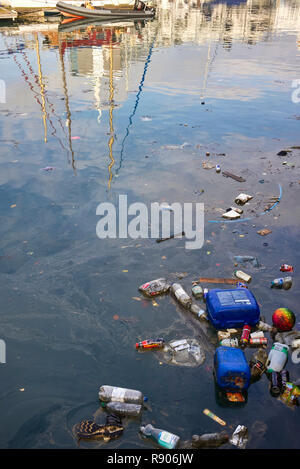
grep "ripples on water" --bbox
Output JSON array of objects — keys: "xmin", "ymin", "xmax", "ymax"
[{"xmin": 0, "ymin": 0, "xmax": 299, "ymax": 449}]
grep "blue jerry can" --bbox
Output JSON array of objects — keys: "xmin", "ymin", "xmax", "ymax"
[
  {"xmin": 205, "ymin": 288, "xmax": 260, "ymax": 330},
  {"xmin": 214, "ymin": 346, "xmax": 251, "ymax": 391}
]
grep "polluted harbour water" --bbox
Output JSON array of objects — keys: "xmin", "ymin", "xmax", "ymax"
[{"xmin": 0, "ymin": 0, "xmax": 300, "ymax": 450}]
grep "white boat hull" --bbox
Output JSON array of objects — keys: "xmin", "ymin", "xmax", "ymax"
[{"xmin": 1, "ymin": 0, "xmax": 135, "ymax": 8}]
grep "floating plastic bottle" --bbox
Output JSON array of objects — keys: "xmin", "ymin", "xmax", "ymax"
[
  {"xmin": 249, "ymin": 349, "xmax": 268, "ymax": 381},
  {"xmin": 99, "ymin": 385, "xmax": 145, "ymax": 404},
  {"xmin": 190, "ymin": 303, "xmax": 207, "ymax": 320},
  {"xmin": 171, "ymin": 283, "xmax": 192, "ymax": 308},
  {"xmin": 101, "ymin": 401, "xmax": 142, "ymax": 418},
  {"xmin": 140, "ymin": 424, "xmax": 180, "ymax": 449},
  {"xmin": 267, "ymin": 343, "xmax": 289, "ymax": 373},
  {"xmin": 271, "ymin": 277, "xmax": 293, "ymax": 290},
  {"xmin": 139, "ymin": 278, "xmax": 170, "ymax": 297},
  {"xmin": 191, "ymin": 431, "xmax": 229, "ymax": 448}
]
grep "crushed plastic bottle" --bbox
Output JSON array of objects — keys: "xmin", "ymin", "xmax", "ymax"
[
  {"xmin": 171, "ymin": 283, "xmax": 192, "ymax": 308},
  {"xmin": 99, "ymin": 385, "xmax": 145, "ymax": 404},
  {"xmin": 140, "ymin": 424, "xmax": 180, "ymax": 449},
  {"xmin": 220, "ymin": 338, "xmax": 239, "ymax": 347},
  {"xmin": 139, "ymin": 278, "xmax": 170, "ymax": 297},
  {"xmin": 274, "ymin": 330, "xmax": 300, "ymax": 347},
  {"xmin": 191, "ymin": 431, "xmax": 229, "ymax": 448},
  {"xmin": 101, "ymin": 401, "xmax": 142, "ymax": 418},
  {"xmin": 271, "ymin": 277, "xmax": 293, "ymax": 290},
  {"xmin": 155, "ymin": 338, "xmax": 205, "ymax": 367},
  {"xmin": 229, "ymin": 425, "xmax": 248, "ymax": 449}
]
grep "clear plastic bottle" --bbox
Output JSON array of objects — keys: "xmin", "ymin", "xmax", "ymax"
[
  {"xmin": 271, "ymin": 277, "xmax": 293, "ymax": 290},
  {"xmin": 140, "ymin": 424, "xmax": 180, "ymax": 449},
  {"xmin": 99, "ymin": 385, "xmax": 145, "ymax": 404},
  {"xmin": 190, "ymin": 303, "xmax": 208, "ymax": 321},
  {"xmin": 101, "ymin": 401, "xmax": 142, "ymax": 418},
  {"xmin": 171, "ymin": 283, "xmax": 192, "ymax": 308}
]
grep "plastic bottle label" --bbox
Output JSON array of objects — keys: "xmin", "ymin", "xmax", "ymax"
[
  {"xmin": 217, "ymin": 290, "xmax": 251, "ymax": 306},
  {"xmin": 111, "ymin": 388, "xmax": 127, "ymax": 402}
]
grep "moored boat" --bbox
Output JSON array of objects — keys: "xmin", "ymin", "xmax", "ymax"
[
  {"xmin": 56, "ymin": 1, "xmax": 155, "ymax": 19},
  {"xmin": 1, "ymin": 0, "xmax": 136, "ymax": 8}
]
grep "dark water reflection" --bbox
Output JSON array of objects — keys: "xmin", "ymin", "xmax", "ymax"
[{"xmin": 0, "ymin": 0, "xmax": 299, "ymax": 449}]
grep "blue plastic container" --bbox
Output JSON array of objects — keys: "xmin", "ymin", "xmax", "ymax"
[
  {"xmin": 214, "ymin": 346, "xmax": 251, "ymax": 391},
  {"xmin": 206, "ymin": 288, "xmax": 260, "ymax": 330}
]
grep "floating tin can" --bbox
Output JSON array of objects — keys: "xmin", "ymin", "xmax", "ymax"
[
  {"xmin": 280, "ymin": 264, "xmax": 293, "ymax": 272},
  {"xmin": 240, "ymin": 325, "xmax": 251, "ymax": 348}
]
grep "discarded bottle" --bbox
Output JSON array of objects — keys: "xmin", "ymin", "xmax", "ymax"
[
  {"xmin": 136, "ymin": 339, "xmax": 164, "ymax": 350},
  {"xmin": 220, "ymin": 338, "xmax": 239, "ymax": 347},
  {"xmin": 171, "ymin": 283, "xmax": 192, "ymax": 309},
  {"xmin": 191, "ymin": 285, "xmax": 204, "ymax": 299},
  {"xmin": 216, "ymin": 164, "xmax": 221, "ymax": 173},
  {"xmin": 101, "ymin": 401, "xmax": 142, "ymax": 418},
  {"xmin": 191, "ymin": 431, "xmax": 229, "ymax": 448},
  {"xmin": 267, "ymin": 343, "xmax": 289, "ymax": 373},
  {"xmin": 269, "ymin": 372, "xmax": 281, "ymax": 397},
  {"xmin": 190, "ymin": 304, "xmax": 208, "ymax": 321},
  {"xmin": 280, "ymin": 264, "xmax": 293, "ymax": 272},
  {"xmin": 99, "ymin": 385, "xmax": 145, "ymax": 404},
  {"xmin": 240, "ymin": 325, "xmax": 251, "ymax": 348},
  {"xmin": 139, "ymin": 278, "xmax": 170, "ymax": 297},
  {"xmin": 249, "ymin": 337, "xmax": 268, "ymax": 347},
  {"xmin": 140, "ymin": 424, "xmax": 180, "ymax": 449},
  {"xmin": 271, "ymin": 277, "xmax": 293, "ymax": 290},
  {"xmin": 234, "ymin": 271, "xmax": 252, "ymax": 284},
  {"xmin": 250, "ymin": 348, "xmax": 268, "ymax": 381}
]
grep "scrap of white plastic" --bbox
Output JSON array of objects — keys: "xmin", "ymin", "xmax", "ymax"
[
  {"xmin": 235, "ymin": 194, "xmax": 253, "ymax": 205},
  {"xmin": 230, "ymin": 425, "xmax": 248, "ymax": 449},
  {"xmin": 222, "ymin": 209, "xmax": 241, "ymax": 220}
]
